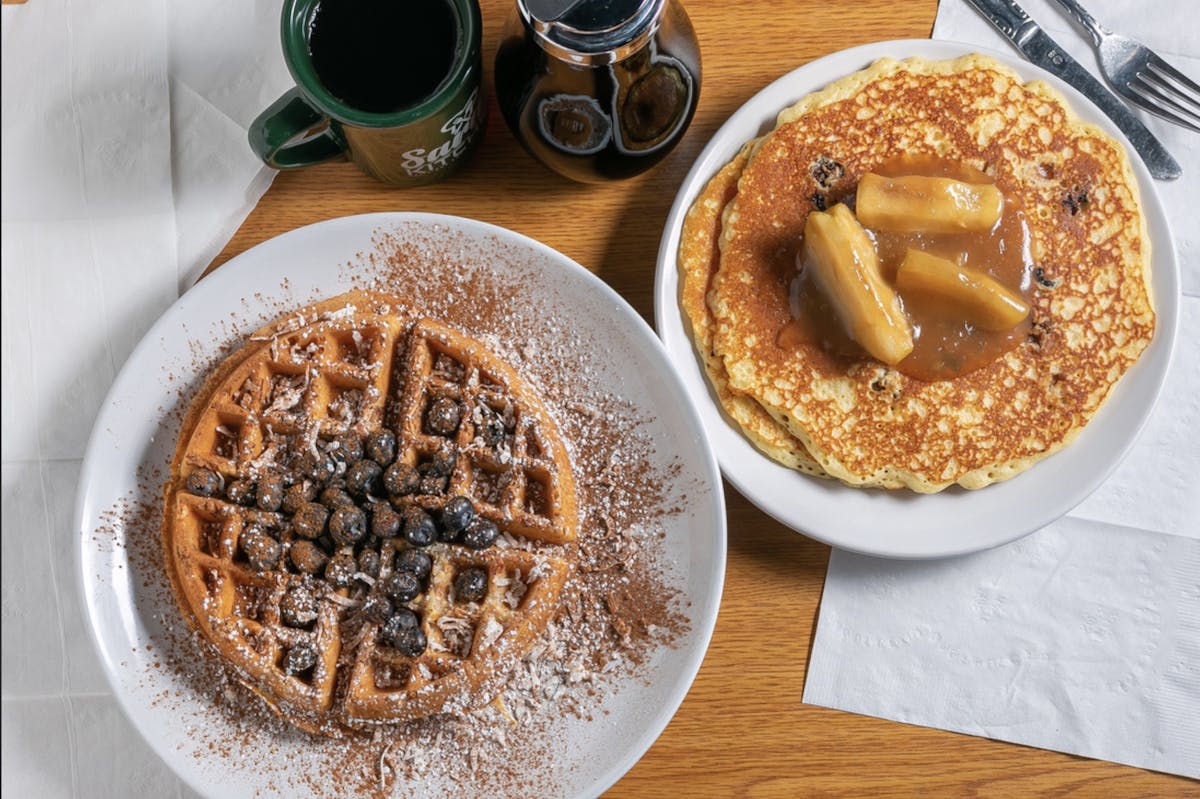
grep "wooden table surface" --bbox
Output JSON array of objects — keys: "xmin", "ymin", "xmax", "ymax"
[{"xmin": 211, "ymin": 1, "xmax": 1192, "ymax": 795}]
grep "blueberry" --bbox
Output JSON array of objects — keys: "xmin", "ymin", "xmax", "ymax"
[
  {"xmin": 402, "ymin": 508, "xmax": 436, "ymax": 547},
  {"xmin": 439, "ymin": 496, "xmax": 475, "ymax": 538},
  {"xmin": 226, "ymin": 479, "xmax": 255, "ymax": 507},
  {"xmin": 289, "ymin": 540, "xmax": 327, "ymax": 575},
  {"xmin": 282, "ymin": 643, "xmax": 318, "ymax": 674},
  {"xmin": 281, "ymin": 482, "xmax": 315, "ymax": 514},
  {"xmin": 460, "ymin": 517, "xmax": 499, "ymax": 550},
  {"xmin": 185, "ymin": 468, "xmax": 222, "ymax": 498},
  {"xmin": 329, "ymin": 505, "xmax": 367, "ymax": 547},
  {"xmin": 324, "ymin": 551, "xmax": 356, "ymax": 588},
  {"xmin": 371, "ymin": 504, "xmax": 401, "ymax": 539},
  {"xmin": 425, "ymin": 397, "xmax": 462, "ymax": 436},
  {"xmin": 382, "ymin": 462, "xmax": 419, "ymax": 496},
  {"xmin": 393, "ymin": 626, "xmax": 427, "ymax": 657},
  {"xmin": 300, "ymin": 452, "xmax": 337, "ymax": 483},
  {"xmin": 333, "ymin": 432, "xmax": 364, "ymax": 462},
  {"xmin": 394, "ymin": 548, "xmax": 433, "ymax": 581},
  {"xmin": 478, "ymin": 413, "xmax": 505, "ymax": 447},
  {"xmin": 382, "ymin": 571, "xmax": 421, "ymax": 603},
  {"xmin": 382, "ymin": 611, "xmax": 426, "ymax": 656},
  {"xmin": 357, "ymin": 549, "xmax": 381, "ymax": 578},
  {"xmin": 421, "ymin": 450, "xmax": 456, "ymax": 477},
  {"xmin": 319, "ymin": 485, "xmax": 355, "ymax": 509},
  {"xmin": 255, "ymin": 472, "xmax": 285, "ymax": 512},
  {"xmin": 279, "ymin": 585, "xmax": 319, "ymax": 627},
  {"xmin": 453, "ymin": 567, "xmax": 488, "ymax": 603},
  {"xmin": 345, "ymin": 459, "xmax": 382, "ymax": 497},
  {"xmin": 384, "ymin": 607, "xmax": 420, "ymax": 633},
  {"xmin": 365, "ymin": 430, "xmax": 397, "ymax": 466},
  {"xmin": 360, "ymin": 595, "xmax": 392, "ymax": 624},
  {"xmin": 292, "ymin": 502, "xmax": 328, "ymax": 540},
  {"xmin": 240, "ymin": 526, "xmax": 281, "ymax": 571}
]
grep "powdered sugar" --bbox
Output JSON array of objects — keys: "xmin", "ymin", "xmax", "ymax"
[{"xmin": 82, "ymin": 219, "xmax": 717, "ymax": 798}]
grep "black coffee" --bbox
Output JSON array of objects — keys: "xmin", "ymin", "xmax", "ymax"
[{"xmin": 309, "ymin": 0, "xmax": 458, "ymax": 114}]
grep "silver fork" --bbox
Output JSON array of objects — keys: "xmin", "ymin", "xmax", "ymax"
[{"xmin": 1049, "ymin": 0, "xmax": 1200, "ymax": 133}]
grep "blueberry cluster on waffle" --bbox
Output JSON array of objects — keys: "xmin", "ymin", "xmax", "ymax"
[{"xmin": 163, "ymin": 292, "xmax": 578, "ymax": 735}]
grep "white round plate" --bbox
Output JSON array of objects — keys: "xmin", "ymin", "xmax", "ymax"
[
  {"xmin": 654, "ymin": 39, "xmax": 1179, "ymax": 559},
  {"xmin": 76, "ymin": 213, "xmax": 725, "ymax": 797}
]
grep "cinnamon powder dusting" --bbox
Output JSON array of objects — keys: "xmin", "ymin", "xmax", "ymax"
[{"xmin": 90, "ymin": 223, "xmax": 701, "ymax": 797}]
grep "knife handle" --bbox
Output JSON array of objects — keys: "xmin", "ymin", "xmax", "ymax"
[{"xmin": 977, "ymin": 0, "xmax": 1033, "ymax": 41}]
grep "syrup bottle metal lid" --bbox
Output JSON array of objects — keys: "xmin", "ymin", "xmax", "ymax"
[{"xmin": 518, "ymin": 0, "xmax": 667, "ymax": 64}]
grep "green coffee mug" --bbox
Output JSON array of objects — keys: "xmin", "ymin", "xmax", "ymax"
[{"xmin": 249, "ymin": 0, "xmax": 485, "ymax": 187}]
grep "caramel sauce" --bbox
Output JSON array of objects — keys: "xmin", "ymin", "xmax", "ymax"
[
  {"xmin": 780, "ymin": 268, "xmax": 860, "ymax": 357},
  {"xmin": 779, "ymin": 156, "xmax": 1034, "ymax": 381}
]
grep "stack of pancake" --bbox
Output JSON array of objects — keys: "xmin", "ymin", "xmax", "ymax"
[{"xmin": 680, "ymin": 54, "xmax": 1154, "ymax": 493}]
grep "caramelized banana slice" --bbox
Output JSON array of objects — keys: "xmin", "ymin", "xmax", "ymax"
[
  {"xmin": 803, "ymin": 204, "xmax": 913, "ymax": 365},
  {"xmin": 896, "ymin": 249, "xmax": 1029, "ymax": 330},
  {"xmin": 856, "ymin": 173, "xmax": 1003, "ymax": 233}
]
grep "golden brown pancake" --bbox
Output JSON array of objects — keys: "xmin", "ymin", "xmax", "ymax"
[
  {"xmin": 679, "ymin": 141, "xmax": 826, "ymax": 475},
  {"xmin": 709, "ymin": 54, "xmax": 1154, "ymax": 492}
]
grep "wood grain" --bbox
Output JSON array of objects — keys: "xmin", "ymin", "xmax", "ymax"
[{"xmin": 209, "ymin": 1, "xmax": 1194, "ymax": 795}]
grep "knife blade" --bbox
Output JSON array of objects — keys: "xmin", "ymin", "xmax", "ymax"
[{"xmin": 964, "ymin": 0, "xmax": 1181, "ymax": 181}]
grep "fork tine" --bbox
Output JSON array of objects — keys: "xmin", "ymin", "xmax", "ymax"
[
  {"xmin": 1146, "ymin": 57, "xmax": 1200, "ymax": 105},
  {"xmin": 1127, "ymin": 89, "xmax": 1200, "ymax": 132},
  {"xmin": 1125, "ymin": 77, "xmax": 1200, "ymax": 133},
  {"xmin": 1143, "ymin": 67, "xmax": 1200, "ymax": 115},
  {"xmin": 1135, "ymin": 72, "xmax": 1200, "ymax": 120}
]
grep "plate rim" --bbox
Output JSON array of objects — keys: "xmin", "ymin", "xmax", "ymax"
[
  {"xmin": 74, "ymin": 211, "xmax": 728, "ymax": 798},
  {"xmin": 653, "ymin": 37, "xmax": 1181, "ymax": 559}
]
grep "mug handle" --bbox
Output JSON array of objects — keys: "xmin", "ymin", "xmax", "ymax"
[{"xmin": 248, "ymin": 87, "xmax": 347, "ymax": 169}]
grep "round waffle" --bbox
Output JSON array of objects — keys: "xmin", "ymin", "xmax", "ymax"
[{"xmin": 163, "ymin": 290, "xmax": 578, "ymax": 735}]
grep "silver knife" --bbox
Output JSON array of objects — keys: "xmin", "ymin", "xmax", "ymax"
[{"xmin": 964, "ymin": 0, "xmax": 1181, "ymax": 181}]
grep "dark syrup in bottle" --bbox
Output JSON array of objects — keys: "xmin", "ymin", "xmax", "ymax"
[{"xmin": 495, "ymin": 0, "xmax": 701, "ymax": 182}]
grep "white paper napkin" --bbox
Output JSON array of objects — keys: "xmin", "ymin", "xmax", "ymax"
[
  {"xmin": 804, "ymin": 0, "xmax": 1200, "ymax": 779},
  {"xmin": 1, "ymin": 0, "xmax": 287, "ymax": 795},
  {"xmin": 167, "ymin": 0, "xmax": 292, "ymax": 290},
  {"xmin": 806, "ymin": 518, "xmax": 1200, "ymax": 776}
]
